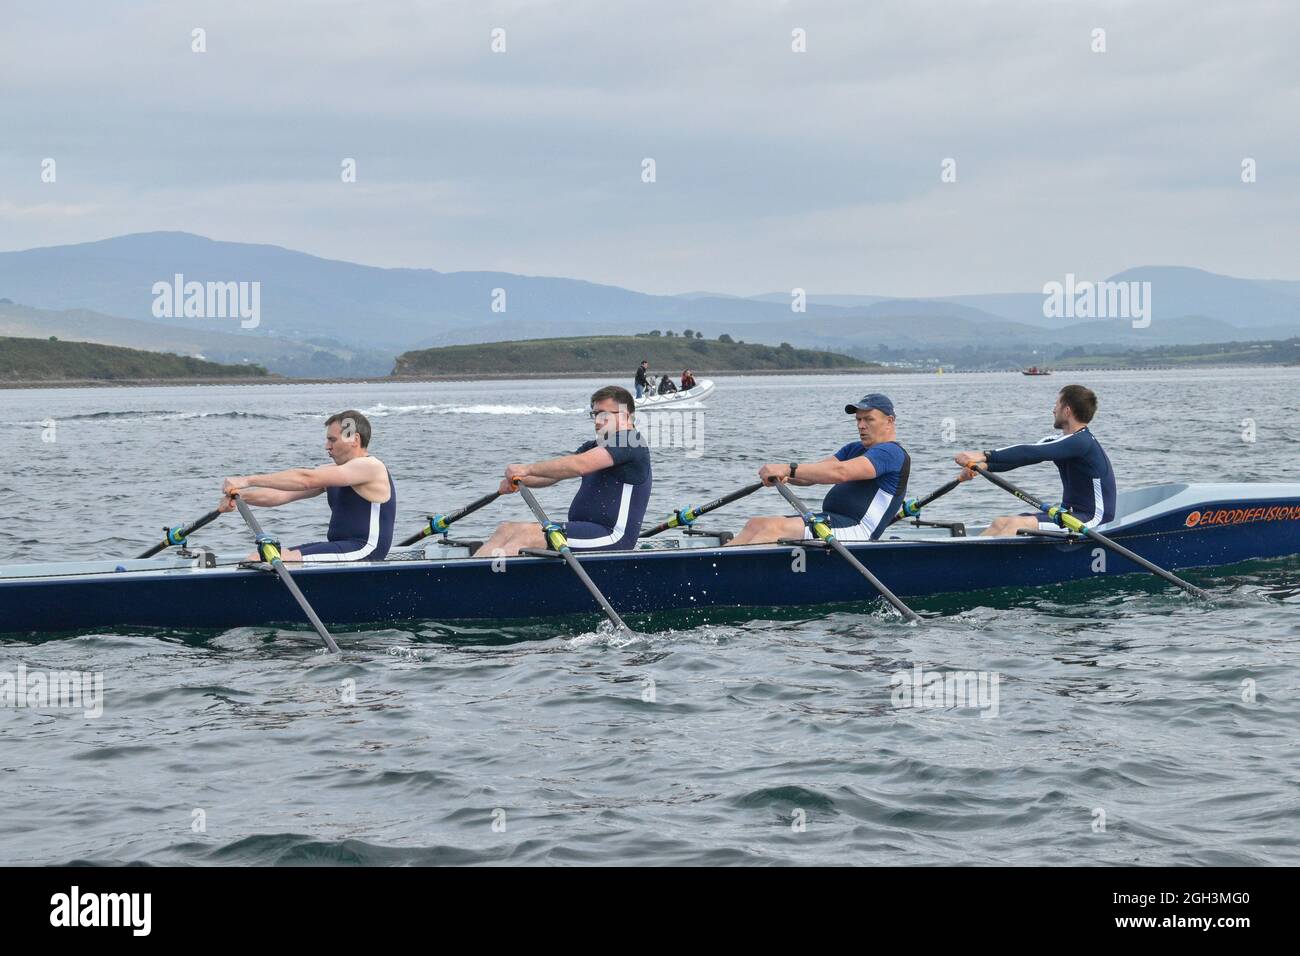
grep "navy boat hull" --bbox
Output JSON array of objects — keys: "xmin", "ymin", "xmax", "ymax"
[{"xmin": 2, "ymin": 483, "xmax": 1297, "ymax": 634}]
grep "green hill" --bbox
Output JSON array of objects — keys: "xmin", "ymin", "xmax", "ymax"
[
  {"xmin": 1052, "ymin": 337, "xmax": 1300, "ymax": 368},
  {"xmin": 393, "ymin": 335, "xmax": 875, "ymax": 376},
  {"xmin": 0, "ymin": 335, "xmax": 272, "ymax": 383}
]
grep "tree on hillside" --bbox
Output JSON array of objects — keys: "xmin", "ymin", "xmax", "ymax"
[
  {"xmin": 695, "ymin": 331, "xmax": 703, "ymax": 339},
  {"xmin": 683, "ymin": 328, "xmax": 694, "ymax": 338},
  {"xmin": 647, "ymin": 330, "xmax": 662, "ymax": 337},
  {"xmin": 718, "ymin": 333, "xmax": 734, "ymax": 344}
]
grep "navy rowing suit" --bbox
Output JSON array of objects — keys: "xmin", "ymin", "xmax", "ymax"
[
  {"xmin": 295, "ymin": 468, "xmax": 397, "ymax": 562},
  {"xmin": 561, "ymin": 429, "xmax": 652, "ymax": 551},
  {"xmin": 984, "ymin": 426, "xmax": 1116, "ymax": 528},
  {"xmin": 808, "ymin": 440, "xmax": 910, "ymax": 542}
]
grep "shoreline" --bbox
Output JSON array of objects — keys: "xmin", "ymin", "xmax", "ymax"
[{"xmin": 1, "ymin": 363, "xmax": 1295, "ymax": 390}]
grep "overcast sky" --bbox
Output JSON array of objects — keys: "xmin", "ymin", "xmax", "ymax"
[{"xmin": 1, "ymin": 0, "xmax": 1297, "ymax": 296}]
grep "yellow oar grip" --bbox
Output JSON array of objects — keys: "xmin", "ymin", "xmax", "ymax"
[{"xmin": 1054, "ymin": 509, "xmax": 1085, "ymax": 533}]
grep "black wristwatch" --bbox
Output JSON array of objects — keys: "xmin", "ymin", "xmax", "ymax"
[{"xmin": 788, "ymin": 462, "xmax": 799, "ymax": 479}]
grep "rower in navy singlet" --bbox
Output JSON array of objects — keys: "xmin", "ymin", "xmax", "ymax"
[
  {"xmin": 298, "ymin": 469, "xmax": 397, "ymax": 562},
  {"xmin": 955, "ymin": 384, "xmax": 1116, "ymax": 537},
  {"xmin": 562, "ymin": 432, "xmax": 652, "ymax": 550},
  {"xmin": 219, "ymin": 409, "xmax": 396, "ymax": 562},
  {"xmin": 727, "ymin": 392, "xmax": 910, "ymax": 546},
  {"xmin": 475, "ymin": 385, "xmax": 653, "ymax": 557}
]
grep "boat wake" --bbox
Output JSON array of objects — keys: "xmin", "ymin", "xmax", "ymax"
[{"xmin": 362, "ymin": 402, "xmax": 577, "ymax": 416}]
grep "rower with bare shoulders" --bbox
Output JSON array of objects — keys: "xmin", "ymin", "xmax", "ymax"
[{"xmin": 218, "ymin": 410, "xmax": 397, "ymax": 562}]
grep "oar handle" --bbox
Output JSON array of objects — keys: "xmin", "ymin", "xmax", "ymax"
[
  {"xmin": 640, "ymin": 481, "xmax": 764, "ymax": 537},
  {"xmin": 136, "ymin": 508, "xmax": 222, "ymax": 559},
  {"xmin": 398, "ymin": 491, "xmax": 502, "ymax": 546}
]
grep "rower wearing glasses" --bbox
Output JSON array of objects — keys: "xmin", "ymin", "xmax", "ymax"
[
  {"xmin": 475, "ymin": 385, "xmax": 653, "ymax": 556},
  {"xmin": 726, "ymin": 393, "xmax": 910, "ymax": 546}
]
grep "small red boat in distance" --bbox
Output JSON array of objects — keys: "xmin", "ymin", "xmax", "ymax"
[{"xmin": 1022, "ymin": 366, "xmax": 1052, "ymax": 376}]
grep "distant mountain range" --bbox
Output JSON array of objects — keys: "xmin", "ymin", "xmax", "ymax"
[{"xmin": 3, "ymin": 232, "xmax": 1299, "ymax": 374}]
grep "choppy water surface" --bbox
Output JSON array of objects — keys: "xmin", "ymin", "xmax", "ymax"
[{"xmin": 2, "ymin": 369, "xmax": 1298, "ymax": 865}]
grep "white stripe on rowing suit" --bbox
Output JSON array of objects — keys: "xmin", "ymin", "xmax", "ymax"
[
  {"xmin": 565, "ymin": 483, "xmax": 635, "ymax": 549},
  {"xmin": 804, "ymin": 521, "xmax": 878, "ymax": 543},
  {"xmin": 1084, "ymin": 477, "xmax": 1104, "ymax": 528},
  {"xmin": 859, "ymin": 487, "xmax": 895, "ymax": 537},
  {"xmin": 299, "ymin": 501, "xmax": 381, "ymax": 562}
]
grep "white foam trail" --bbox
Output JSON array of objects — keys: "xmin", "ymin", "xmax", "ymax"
[{"xmin": 361, "ymin": 402, "xmax": 575, "ymax": 416}]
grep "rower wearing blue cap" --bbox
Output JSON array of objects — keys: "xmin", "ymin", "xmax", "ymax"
[{"xmin": 727, "ymin": 392, "xmax": 910, "ymax": 546}]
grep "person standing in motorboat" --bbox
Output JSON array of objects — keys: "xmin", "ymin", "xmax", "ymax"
[{"xmin": 635, "ymin": 360, "xmax": 650, "ymax": 399}]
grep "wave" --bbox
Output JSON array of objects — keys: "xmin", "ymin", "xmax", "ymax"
[
  {"xmin": 49, "ymin": 410, "xmax": 287, "ymax": 423},
  {"xmin": 362, "ymin": 402, "xmax": 575, "ymax": 416}
]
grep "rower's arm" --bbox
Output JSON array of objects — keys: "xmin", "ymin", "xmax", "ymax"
[
  {"xmin": 234, "ymin": 458, "xmax": 383, "ymax": 493},
  {"xmin": 984, "ymin": 432, "xmax": 1085, "ymax": 471},
  {"xmin": 499, "ymin": 448, "xmax": 613, "ymax": 494},
  {"xmin": 788, "ymin": 454, "xmax": 876, "ymax": 485},
  {"xmin": 528, "ymin": 447, "xmax": 615, "ymax": 481},
  {"xmin": 234, "ymin": 486, "xmax": 322, "ymax": 507}
]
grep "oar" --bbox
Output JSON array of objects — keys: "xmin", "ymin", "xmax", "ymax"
[
  {"xmin": 640, "ymin": 481, "xmax": 764, "ymax": 538},
  {"xmin": 893, "ymin": 477, "xmax": 963, "ymax": 524},
  {"xmin": 513, "ymin": 481, "xmax": 629, "ymax": 632},
  {"xmin": 136, "ymin": 509, "xmax": 222, "ymax": 559},
  {"xmin": 773, "ymin": 481, "xmax": 921, "ymax": 622},
  {"xmin": 397, "ymin": 491, "xmax": 501, "ymax": 547},
  {"xmin": 232, "ymin": 495, "xmax": 341, "ymax": 653},
  {"xmin": 971, "ymin": 465, "xmax": 1210, "ymax": 599}
]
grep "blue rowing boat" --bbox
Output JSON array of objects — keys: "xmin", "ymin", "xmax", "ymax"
[{"xmin": 2, "ymin": 482, "xmax": 1297, "ymax": 634}]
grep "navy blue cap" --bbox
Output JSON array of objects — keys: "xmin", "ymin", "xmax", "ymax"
[{"xmin": 844, "ymin": 393, "xmax": 895, "ymax": 417}]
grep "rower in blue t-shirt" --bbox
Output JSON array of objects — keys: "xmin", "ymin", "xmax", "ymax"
[
  {"xmin": 954, "ymin": 384, "xmax": 1116, "ymax": 536},
  {"xmin": 475, "ymin": 385, "xmax": 653, "ymax": 556},
  {"xmin": 727, "ymin": 392, "xmax": 910, "ymax": 546}
]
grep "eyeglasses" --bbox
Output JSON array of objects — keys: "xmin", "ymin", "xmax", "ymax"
[{"xmin": 588, "ymin": 409, "xmax": 619, "ymax": 421}]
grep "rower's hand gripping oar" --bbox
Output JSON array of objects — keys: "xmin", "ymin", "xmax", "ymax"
[
  {"xmin": 511, "ymin": 480, "xmax": 629, "ymax": 632},
  {"xmin": 773, "ymin": 480, "xmax": 921, "ymax": 623},
  {"xmin": 398, "ymin": 490, "xmax": 501, "ymax": 547},
  {"xmin": 971, "ymin": 465, "xmax": 1210, "ymax": 600},
  {"xmin": 640, "ymin": 481, "xmax": 764, "ymax": 538},
  {"xmin": 231, "ymin": 495, "xmax": 342, "ymax": 653},
  {"xmin": 136, "ymin": 509, "xmax": 222, "ymax": 559},
  {"xmin": 893, "ymin": 476, "xmax": 963, "ymax": 524}
]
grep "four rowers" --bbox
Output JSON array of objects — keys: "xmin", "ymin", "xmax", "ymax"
[{"xmin": 216, "ymin": 383, "xmax": 1113, "ymax": 561}]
